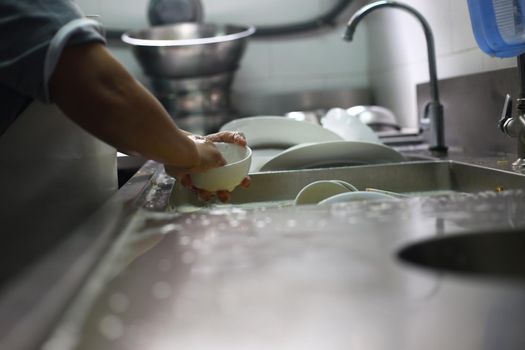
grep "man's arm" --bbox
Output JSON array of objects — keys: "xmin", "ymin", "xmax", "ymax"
[{"xmin": 48, "ymin": 42, "xmax": 208, "ymax": 169}]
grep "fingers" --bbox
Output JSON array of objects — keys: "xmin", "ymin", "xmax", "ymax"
[
  {"xmin": 194, "ymin": 188, "xmax": 229, "ymax": 203},
  {"xmin": 180, "ymin": 174, "xmax": 192, "ymax": 187},
  {"xmin": 190, "ymin": 139, "xmax": 226, "ymax": 172},
  {"xmin": 183, "ymin": 183, "xmax": 248, "ymax": 203},
  {"xmin": 240, "ymin": 176, "xmax": 251, "ymax": 188},
  {"xmin": 206, "ymin": 131, "xmax": 247, "ymax": 147},
  {"xmin": 231, "ymin": 131, "xmax": 247, "ymax": 146},
  {"xmin": 194, "ymin": 178, "xmax": 249, "ymax": 202},
  {"xmin": 216, "ymin": 190, "xmax": 231, "ymax": 203},
  {"xmin": 196, "ymin": 188, "xmax": 214, "ymax": 202}
]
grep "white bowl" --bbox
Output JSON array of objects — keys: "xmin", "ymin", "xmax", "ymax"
[
  {"xmin": 347, "ymin": 105, "xmax": 400, "ymax": 130},
  {"xmin": 294, "ymin": 180, "xmax": 356, "ymax": 206},
  {"xmin": 190, "ymin": 143, "xmax": 252, "ymax": 192},
  {"xmin": 321, "ymin": 108, "xmax": 381, "ymax": 144}
]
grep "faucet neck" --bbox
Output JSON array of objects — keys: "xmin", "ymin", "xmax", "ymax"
[
  {"xmin": 345, "ymin": 1, "xmax": 440, "ymax": 104},
  {"xmin": 345, "ymin": 0, "xmax": 446, "ymax": 153}
]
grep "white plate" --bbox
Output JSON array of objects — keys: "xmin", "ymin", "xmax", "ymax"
[
  {"xmin": 259, "ymin": 141, "xmax": 406, "ymax": 171},
  {"xmin": 294, "ymin": 180, "xmax": 353, "ymax": 206},
  {"xmin": 220, "ymin": 116, "xmax": 343, "ymax": 148},
  {"xmin": 321, "ymin": 108, "xmax": 382, "ymax": 144},
  {"xmin": 318, "ymin": 191, "xmax": 397, "ymax": 205},
  {"xmin": 250, "ymin": 148, "xmax": 283, "ymax": 172}
]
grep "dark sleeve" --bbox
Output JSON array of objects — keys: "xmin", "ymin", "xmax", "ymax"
[{"xmin": 0, "ymin": 0, "xmax": 106, "ymax": 103}]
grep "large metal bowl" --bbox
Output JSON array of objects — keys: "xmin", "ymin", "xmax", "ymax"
[{"xmin": 122, "ymin": 23, "xmax": 255, "ymax": 78}]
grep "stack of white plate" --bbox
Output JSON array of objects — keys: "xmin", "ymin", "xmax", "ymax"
[{"xmin": 220, "ymin": 115, "xmax": 405, "ymax": 172}]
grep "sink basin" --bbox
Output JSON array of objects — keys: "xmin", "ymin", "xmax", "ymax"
[
  {"xmin": 397, "ymin": 230, "xmax": 525, "ymax": 280},
  {"xmin": 170, "ymin": 160, "xmax": 525, "ymax": 210}
]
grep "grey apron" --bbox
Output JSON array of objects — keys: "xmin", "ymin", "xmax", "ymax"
[{"xmin": 0, "ymin": 101, "xmax": 117, "ymax": 280}]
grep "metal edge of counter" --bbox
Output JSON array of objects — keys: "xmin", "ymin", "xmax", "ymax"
[{"xmin": 0, "ymin": 161, "xmax": 165, "ymax": 350}]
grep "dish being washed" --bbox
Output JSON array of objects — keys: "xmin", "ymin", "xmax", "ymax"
[
  {"xmin": 219, "ymin": 116, "xmax": 343, "ymax": 148},
  {"xmin": 259, "ymin": 141, "xmax": 406, "ymax": 172},
  {"xmin": 190, "ymin": 143, "xmax": 252, "ymax": 192}
]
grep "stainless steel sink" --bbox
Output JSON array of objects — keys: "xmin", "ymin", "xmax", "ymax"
[
  {"xmin": 170, "ymin": 160, "xmax": 525, "ymax": 210},
  {"xmin": 397, "ymin": 230, "xmax": 525, "ymax": 280}
]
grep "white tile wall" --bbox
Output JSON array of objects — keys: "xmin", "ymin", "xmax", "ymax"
[
  {"xmin": 74, "ymin": 0, "xmax": 513, "ymax": 124},
  {"xmin": 74, "ymin": 0, "xmax": 371, "ymax": 110},
  {"xmin": 74, "ymin": 0, "xmax": 101, "ymax": 17},
  {"xmin": 367, "ymin": 0, "xmax": 517, "ymax": 128},
  {"xmin": 451, "ymin": 0, "xmax": 477, "ymax": 52},
  {"xmin": 74, "ymin": 0, "xmax": 150, "ymax": 28},
  {"xmin": 203, "ymin": 0, "xmax": 324, "ymax": 25}
]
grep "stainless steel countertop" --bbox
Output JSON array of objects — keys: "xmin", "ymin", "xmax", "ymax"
[
  {"xmin": 2, "ymin": 149, "xmax": 525, "ymax": 350},
  {"xmin": 37, "ymin": 150, "xmax": 525, "ymax": 350}
]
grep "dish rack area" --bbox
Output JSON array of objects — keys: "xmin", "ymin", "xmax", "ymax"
[{"xmin": 169, "ymin": 160, "xmax": 525, "ymax": 212}]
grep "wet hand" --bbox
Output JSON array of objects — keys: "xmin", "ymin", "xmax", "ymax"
[
  {"xmin": 204, "ymin": 131, "xmax": 247, "ymax": 147},
  {"xmin": 165, "ymin": 131, "xmax": 250, "ymax": 202},
  {"xmin": 164, "ymin": 136, "xmax": 224, "ymax": 186}
]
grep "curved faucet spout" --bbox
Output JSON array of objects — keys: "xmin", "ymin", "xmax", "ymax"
[{"xmin": 344, "ymin": 1, "xmax": 447, "ymax": 152}]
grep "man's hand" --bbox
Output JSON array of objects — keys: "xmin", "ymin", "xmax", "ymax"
[
  {"xmin": 49, "ymin": 42, "xmax": 201, "ymax": 169},
  {"xmin": 165, "ymin": 131, "xmax": 251, "ymax": 202},
  {"xmin": 164, "ymin": 135, "xmax": 225, "ymax": 178}
]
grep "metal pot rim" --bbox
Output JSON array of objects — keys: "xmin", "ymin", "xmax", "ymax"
[{"xmin": 122, "ymin": 23, "xmax": 256, "ymax": 47}]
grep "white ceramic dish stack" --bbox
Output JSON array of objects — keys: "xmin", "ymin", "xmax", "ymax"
[
  {"xmin": 321, "ymin": 108, "xmax": 382, "ymax": 144},
  {"xmin": 220, "ymin": 116, "xmax": 343, "ymax": 148},
  {"xmin": 220, "ymin": 115, "xmax": 405, "ymax": 173},
  {"xmin": 220, "ymin": 116, "xmax": 346, "ymax": 172}
]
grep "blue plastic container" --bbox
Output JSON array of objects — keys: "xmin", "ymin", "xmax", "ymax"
[{"xmin": 467, "ymin": 0, "xmax": 525, "ymax": 57}]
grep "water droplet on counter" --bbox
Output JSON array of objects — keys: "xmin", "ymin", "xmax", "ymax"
[
  {"xmin": 179, "ymin": 236, "xmax": 191, "ymax": 246},
  {"xmin": 109, "ymin": 293, "xmax": 130, "ymax": 313},
  {"xmin": 305, "ymin": 219, "xmax": 316, "ymax": 227},
  {"xmin": 152, "ymin": 281, "xmax": 173, "ymax": 300},
  {"xmin": 41, "ymin": 329, "xmax": 76, "ymax": 350},
  {"xmin": 286, "ymin": 219, "xmax": 298, "ymax": 228},
  {"xmin": 330, "ymin": 205, "xmax": 349, "ymax": 218},
  {"xmin": 229, "ymin": 219, "xmax": 240, "ymax": 228},
  {"xmin": 231, "ymin": 244, "xmax": 244, "ymax": 256},
  {"xmin": 192, "ymin": 239, "xmax": 203, "ymax": 250},
  {"xmin": 204, "ymin": 229, "xmax": 218, "ymax": 241},
  {"xmin": 254, "ymin": 219, "xmax": 267, "ymax": 229},
  {"xmin": 347, "ymin": 217, "xmax": 359, "ymax": 225},
  {"xmin": 182, "ymin": 251, "xmax": 195, "ymax": 264},
  {"xmin": 98, "ymin": 314, "xmax": 124, "ymax": 340},
  {"xmin": 315, "ymin": 219, "xmax": 327, "ymax": 229},
  {"xmin": 158, "ymin": 258, "xmax": 172, "ymax": 272},
  {"xmin": 159, "ymin": 223, "xmax": 179, "ymax": 234}
]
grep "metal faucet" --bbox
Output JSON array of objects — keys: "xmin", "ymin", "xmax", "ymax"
[
  {"xmin": 343, "ymin": 0, "xmax": 447, "ymax": 153},
  {"xmin": 498, "ymin": 54, "xmax": 525, "ymax": 173}
]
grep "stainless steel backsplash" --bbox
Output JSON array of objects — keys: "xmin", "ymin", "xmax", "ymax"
[{"xmin": 417, "ymin": 67, "xmax": 519, "ymax": 154}]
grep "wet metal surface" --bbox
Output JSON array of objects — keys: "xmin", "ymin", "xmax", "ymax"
[
  {"xmin": 172, "ymin": 160, "xmax": 525, "ymax": 210},
  {"xmin": 43, "ymin": 158, "xmax": 525, "ymax": 350}
]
